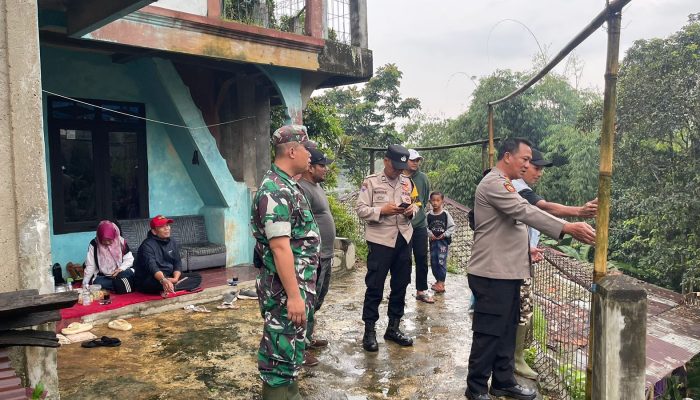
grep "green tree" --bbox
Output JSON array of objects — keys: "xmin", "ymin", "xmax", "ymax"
[
  {"xmin": 406, "ymin": 68, "xmax": 598, "ymax": 207},
  {"xmin": 315, "ymin": 63, "xmax": 421, "ymax": 184},
  {"xmin": 610, "ymin": 14, "xmax": 700, "ymax": 291}
]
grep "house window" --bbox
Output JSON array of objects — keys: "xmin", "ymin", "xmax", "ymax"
[{"xmin": 48, "ymin": 96, "xmax": 148, "ymax": 234}]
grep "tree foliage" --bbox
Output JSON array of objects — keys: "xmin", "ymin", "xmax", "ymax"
[
  {"xmin": 313, "ymin": 64, "xmax": 421, "ymax": 184},
  {"xmin": 610, "ymin": 14, "xmax": 700, "ymax": 291},
  {"xmin": 406, "ymin": 69, "xmax": 598, "ymax": 207}
]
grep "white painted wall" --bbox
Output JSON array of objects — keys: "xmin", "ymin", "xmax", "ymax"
[{"xmin": 153, "ymin": 0, "xmax": 208, "ymax": 16}]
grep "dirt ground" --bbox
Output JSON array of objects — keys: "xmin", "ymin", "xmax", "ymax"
[{"xmin": 58, "ymin": 265, "xmax": 538, "ymax": 399}]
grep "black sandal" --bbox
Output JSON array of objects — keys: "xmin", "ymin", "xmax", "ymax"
[{"xmin": 81, "ymin": 336, "xmax": 121, "ymax": 348}]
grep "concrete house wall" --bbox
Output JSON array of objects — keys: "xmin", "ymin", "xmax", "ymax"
[{"xmin": 41, "ymin": 46, "xmax": 254, "ymax": 270}]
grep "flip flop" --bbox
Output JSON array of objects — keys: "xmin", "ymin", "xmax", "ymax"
[
  {"xmin": 81, "ymin": 336, "xmax": 121, "ymax": 348},
  {"xmin": 107, "ymin": 319, "xmax": 132, "ymax": 331},
  {"xmin": 61, "ymin": 322, "xmax": 94, "ymax": 335},
  {"xmin": 216, "ymin": 302, "xmax": 240, "ymax": 310},
  {"xmin": 416, "ymin": 293, "xmax": 435, "ymax": 304},
  {"xmin": 431, "ymin": 284, "xmax": 446, "ymax": 293},
  {"xmin": 183, "ymin": 304, "xmax": 211, "ymax": 313}
]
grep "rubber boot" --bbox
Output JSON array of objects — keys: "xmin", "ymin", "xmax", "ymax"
[
  {"xmin": 287, "ymin": 381, "xmax": 302, "ymax": 400},
  {"xmin": 362, "ymin": 323, "xmax": 378, "ymax": 352},
  {"xmin": 514, "ymin": 321, "xmax": 538, "ymax": 379},
  {"xmin": 262, "ymin": 382, "xmax": 289, "ymax": 400},
  {"xmin": 384, "ymin": 318, "xmax": 413, "ymax": 346}
]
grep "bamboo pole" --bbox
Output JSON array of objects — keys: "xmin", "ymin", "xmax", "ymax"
[
  {"xmin": 488, "ymin": 104, "xmax": 495, "ymax": 167},
  {"xmin": 586, "ymin": 7, "xmax": 622, "ymax": 399}
]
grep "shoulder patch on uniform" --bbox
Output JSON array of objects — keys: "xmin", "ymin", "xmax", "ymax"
[
  {"xmin": 361, "ymin": 183, "xmax": 368, "ymax": 192},
  {"xmin": 504, "ymin": 181, "xmax": 516, "ymax": 193}
]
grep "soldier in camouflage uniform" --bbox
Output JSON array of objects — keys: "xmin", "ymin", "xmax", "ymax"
[{"xmin": 251, "ymin": 125, "xmax": 321, "ymax": 400}]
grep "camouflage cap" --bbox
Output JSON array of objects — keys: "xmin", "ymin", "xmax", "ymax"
[{"xmin": 271, "ymin": 125, "xmax": 309, "ymax": 146}]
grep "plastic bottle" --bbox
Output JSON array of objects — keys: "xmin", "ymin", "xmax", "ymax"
[
  {"xmin": 66, "ymin": 278, "xmax": 73, "ymax": 291},
  {"xmin": 82, "ymin": 285, "xmax": 92, "ymax": 306}
]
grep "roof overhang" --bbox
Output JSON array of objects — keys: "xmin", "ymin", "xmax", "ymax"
[{"xmin": 66, "ymin": 0, "xmax": 157, "ymax": 38}]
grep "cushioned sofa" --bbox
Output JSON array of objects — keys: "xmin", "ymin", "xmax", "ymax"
[{"xmin": 119, "ymin": 215, "xmax": 226, "ymax": 271}]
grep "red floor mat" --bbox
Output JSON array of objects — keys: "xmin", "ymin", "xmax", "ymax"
[{"xmin": 59, "ymin": 290, "xmax": 190, "ymax": 320}]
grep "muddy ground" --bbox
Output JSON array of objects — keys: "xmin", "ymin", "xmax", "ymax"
[{"xmin": 58, "ymin": 265, "xmax": 538, "ymax": 399}]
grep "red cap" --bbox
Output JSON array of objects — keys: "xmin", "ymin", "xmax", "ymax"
[{"xmin": 150, "ymin": 215, "xmax": 174, "ymax": 229}]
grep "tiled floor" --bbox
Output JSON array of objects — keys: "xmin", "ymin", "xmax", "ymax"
[{"xmin": 197, "ymin": 264, "xmax": 258, "ymax": 289}]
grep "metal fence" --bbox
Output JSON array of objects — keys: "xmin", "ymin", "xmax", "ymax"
[
  {"xmin": 326, "ymin": 0, "xmax": 351, "ymax": 44},
  {"xmin": 221, "ymin": 0, "xmax": 351, "ymax": 43},
  {"xmin": 222, "ymin": 0, "xmax": 306, "ymax": 35},
  {"xmin": 530, "ymin": 248, "xmax": 593, "ymax": 400}
]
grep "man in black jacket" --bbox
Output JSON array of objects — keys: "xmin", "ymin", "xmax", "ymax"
[{"xmin": 134, "ymin": 215, "xmax": 201, "ymax": 294}]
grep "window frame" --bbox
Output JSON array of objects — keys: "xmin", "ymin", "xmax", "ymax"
[{"xmin": 47, "ymin": 96, "xmax": 149, "ymax": 234}]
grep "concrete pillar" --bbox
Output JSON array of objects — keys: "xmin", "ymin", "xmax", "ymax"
[
  {"xmin": 305, "ymin": 0, "xmax": 323, "ymax": 39},
  {"xmin": 236, "ymin": 76, "xmax": 258, "ymax": 190},
  {"xmin": 0, "ymin": 0, "xmax": 57, "ymax": 397},
  {"xmin": 591, "ymin": 275, "xmax": 647, "ymax": 400},
  {"xmin": 253, "ymin": 85, "xmax": 271, "ymax": 186},
  {"xmin": 349, "ymin": 0, "xmax": 368, "ymax": 48}
]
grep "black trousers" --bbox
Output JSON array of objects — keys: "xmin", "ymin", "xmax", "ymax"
[
  {"xmin": 137, "ymin": 272, "xmax": 202, "ymax": 294},
  {"xmin": 467, "ymin": 274, "xmax": 521, "ymax": 394},
  {"xmin": 362, "ymin": 235, "xmax": 412, "ymax": 325},
  {"xmin": 411, "ymin": 227, "xmax": 430, "ymax": 291}
]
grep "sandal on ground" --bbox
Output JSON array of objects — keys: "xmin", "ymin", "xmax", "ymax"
[
  {"xmin": 81, "ymin": 336, "xmax": 121, "ymax": 348},
  {"xmin": 431, "ymin": 284, "xmax": 446, "ymax": 293},
  {"xmin": 107, "ymin": 319, "xmax": 132, "ymax": 331},
  {"xmin": 61, "ymin": 322, "xmax": 94, "ymax": 335},
  {"xmin": 184, "ymin": 304, "xmax": 211, "ymax": 313},
  {"xmin": 216, "ymin": 302, "xmax": 240, "ymax": 310},
  {"xmin": 416, "ymin": 293, "xmax": 435, "ymax": 304}
]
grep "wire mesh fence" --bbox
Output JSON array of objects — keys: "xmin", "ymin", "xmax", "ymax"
[{"xmin": 530, "ymin": 248, "xmax": 593, "ymax": 400}]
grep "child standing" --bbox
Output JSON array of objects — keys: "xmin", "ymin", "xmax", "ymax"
[{"xmin": 427, "ymin": 191, "xmax": 456, "ymax": 293}]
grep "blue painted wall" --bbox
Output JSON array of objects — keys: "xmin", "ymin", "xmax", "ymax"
[
  {"xmin": 39, "ymin": 46, "xmax": 303, "ymax": 272},
  {"xmin": 41, "ymin": 46, "xmax": 205, "ymax": 268}
]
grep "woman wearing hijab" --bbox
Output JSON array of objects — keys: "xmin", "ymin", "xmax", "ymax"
[{"xmin": 83, "ymin": 220, "xmax": 135, "ymax": 292}]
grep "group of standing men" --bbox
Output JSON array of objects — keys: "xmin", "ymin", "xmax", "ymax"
[{"xmin": 251, "ymin": 123, "xmax": 598, "ymax": 400}]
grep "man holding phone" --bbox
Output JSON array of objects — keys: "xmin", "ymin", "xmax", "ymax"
[{"xmin": 356, "ymin": 144, "xmax": 417, "ymax": 352}]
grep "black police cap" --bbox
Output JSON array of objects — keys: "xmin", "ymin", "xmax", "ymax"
[{"xmin": 385, "ymin": 144, "xmax": 410, "ymax": 170}]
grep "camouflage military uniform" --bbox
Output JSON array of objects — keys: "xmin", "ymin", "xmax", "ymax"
[{"xmin": 251, "ymin": 163, "xmax": 321, "ymax": 387}]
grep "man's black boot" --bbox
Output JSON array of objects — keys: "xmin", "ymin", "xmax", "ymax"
[
  {"xmin": 489, "ymin": 384, "xmax": 537, "ymax": 400},
  {"xmin": 362, "ymin": 324, "xmax": 378, "ymax": 352},
  {"xmin": 384, "ymin": 318, "xmax": 413, "ymax": 346}
]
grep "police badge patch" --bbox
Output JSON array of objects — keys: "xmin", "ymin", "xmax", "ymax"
[{"xmin": 504, "ymin": 182, "xmax": 516, "ymax": 193}]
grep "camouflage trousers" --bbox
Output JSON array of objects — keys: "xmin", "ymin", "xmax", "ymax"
[
  {"xmin": 519, "ymin": 278, "xmax": 533, "ymax": 325},
  {"xmin": 256, "ymin": 274, "xmax": 315, "ymax": 387}
]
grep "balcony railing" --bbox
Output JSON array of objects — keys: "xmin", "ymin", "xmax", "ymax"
[{"xmin": 221, "ymin": 0, "xmax": 353, "ymax": 45}]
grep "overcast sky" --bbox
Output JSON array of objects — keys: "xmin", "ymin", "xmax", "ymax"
[{"xmin": 365, "ymin": 0, "xmax": 698, "ymax": 118}]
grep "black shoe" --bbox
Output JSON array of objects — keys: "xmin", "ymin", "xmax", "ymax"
[
  {"xmin": 384, "ymin": 319, "xmax": 413, "ymax": 346},
  {"xmin": 362, "ymin": 327, "xmax": 378, "ymax": 352},
  {"xmin": 489, "ymin": 384, "xmax": 536, "ymax": 400},
  {"xmin": 464, "ymin": 388, "xmax": 490, "ymax": 400}
]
